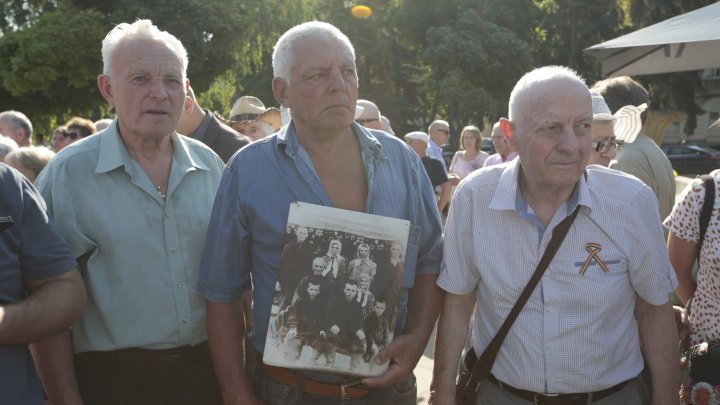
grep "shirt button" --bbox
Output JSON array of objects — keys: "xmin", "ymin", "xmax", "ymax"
[
  {"xmin": 182, "ymin": 318, "xmax": 187, "ymax": 323},
  {"xmin": 177, "ymin": 283, "xmax": 182, "ymax": 289},
  {"xmin": 171, "ymin": 248, "xmax": 177, "ymax": 253}
]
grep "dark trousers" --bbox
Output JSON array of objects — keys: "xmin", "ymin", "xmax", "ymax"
[{"xmin": 74, "ymin": 341, "xmax": 221, "ymax": 405}]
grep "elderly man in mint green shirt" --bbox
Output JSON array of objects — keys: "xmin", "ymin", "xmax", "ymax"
[
  {"xmin": 34, "ymin": 118, "xmax": 225, "ymax": 403},
  {"xmin": 31, "ymin": 19, "xmax": 225, "ymax": 405}
]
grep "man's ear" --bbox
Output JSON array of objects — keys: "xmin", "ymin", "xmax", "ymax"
[
  {"xmin": 272, "ymin": 77, "xmax": 290, "ymax": 108},
  {"xmin": 499, "ymin": 118, "xmax": 513, "ymax": 140},
  {"xmin": 97, "ymin": 74, "xmax": 114, "ymax": 107}
]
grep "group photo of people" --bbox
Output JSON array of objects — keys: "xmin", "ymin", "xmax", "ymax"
[
  {"xmin": 263, "ymin": 203, "xmax": 408, "ymax": 377},
  {"xmin": 2, "ymin": 2, "xmax": 720, "ymax": 405}
]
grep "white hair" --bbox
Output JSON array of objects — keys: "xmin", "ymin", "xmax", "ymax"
[
  {"xmin": 101, "ymin": 19, "xmax": 188, "ymax": 78},
  {"xmin": 508, "ymin": 66, "xmax": 586, "ymax": 121},
  {"xmin": 0, "ymin": 110, "xmax": 33, "ymax": 138},
  {"xmin": 0, "ymin": 135, "xmax": 19, "ymax": 160},
  {"xmin": 272, "ymin": 21, "xmax": 355, "ymax": 83}
]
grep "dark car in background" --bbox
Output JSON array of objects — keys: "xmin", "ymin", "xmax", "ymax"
[{"xmin": 661, "ymin": 144, "xmax": 720, "ymax": 175}]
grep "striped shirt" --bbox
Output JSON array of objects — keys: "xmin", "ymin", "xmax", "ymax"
[{"xmin": 438, "ymin": 160, "xmax": 677, "ymax": 393}]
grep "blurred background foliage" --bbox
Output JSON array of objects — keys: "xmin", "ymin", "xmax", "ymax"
[{"xmin": 0, "ymin": 0, "xmax": 715, "ymax": 144}]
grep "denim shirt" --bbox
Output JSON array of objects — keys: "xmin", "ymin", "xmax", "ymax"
[{"xmin": 198, "ymin": 122, "xmax": 443, "ymax": 353}]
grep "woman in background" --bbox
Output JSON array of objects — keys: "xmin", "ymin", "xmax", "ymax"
[{"xmin": 448, "ymin": 125, "xmax": 488, "ymax": 181}]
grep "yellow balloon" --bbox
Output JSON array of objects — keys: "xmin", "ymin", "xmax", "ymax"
[{"xmin": 351, "ymin": 5, "xmax": 372, "ymax": 19}]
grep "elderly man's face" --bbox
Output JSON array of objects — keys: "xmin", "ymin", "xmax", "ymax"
[
  {"xmin": 98, "ymin": 38, "xmax": 187, "ymax": 141},
  {"xmin": 0, "ymin": 118, "xmax": 22, "ymax": 145},
  {"xmin": 312, "ymin": 260, "xmax": 325, "ymax": 275},
  {"xmin": 430, "ymin": 124, "xmax": 450, "ymax": 145},
  {"xmin": 491, "ymin": 125, "xmax": 511, "ymax": 156},
  {"xmin": 510, "ymin": 79, "xmax": 592, "ymax": 194},
  {"xmin": 274, "ymin": 36, "xmax": 358, "ymax": 135}
]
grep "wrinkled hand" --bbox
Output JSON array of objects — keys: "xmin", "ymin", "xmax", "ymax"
[
  {"xmin": 356, "ymin": 329, "xmax": 365, "ymax": 340},
  {"xmin": 361, "ymin": 333, "xmax": 425, "ymax": 387}
]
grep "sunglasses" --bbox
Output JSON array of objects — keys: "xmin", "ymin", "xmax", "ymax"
[
  {"xmin": 591, "ymin": 139, "xmax": 624, "ymax": 153},
  {"xmin": 356, "ymin": 118, "xmax": 379, "ymax": 124},
  {"xmin": 60, "ymin": 131, "xmax": 81, "ymax": 140}
]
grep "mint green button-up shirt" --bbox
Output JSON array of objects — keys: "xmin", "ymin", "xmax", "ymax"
[{"xmin": 36, "ymin": 122, "xmax": 224, "ymax": 353}]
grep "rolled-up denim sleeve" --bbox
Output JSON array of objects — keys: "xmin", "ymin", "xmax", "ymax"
[{"xmin": 197, "ymin": 167, "xmax": 251, "ymax": 303}]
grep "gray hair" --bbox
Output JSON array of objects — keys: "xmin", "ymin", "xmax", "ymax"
[
  {"xmin": 272, "ymin": 21, "xmax": 355, "ymax": 83},
  {"xmin": 428, "ymin": 120, "xmax": 449, "ymax": 133},
  {"xmin": 508, "ymin": 66, "xmax": 586, "ymax": 121},
  {"xmin": 0, "ymin": 135, "xmax": 19, "ymax": 161},
  {"xmin": 0, "ymin": 110, "xmax": 33, "ymax": 139},
  {"xmin": 101, "ymin": 19, "xmax": 188, "ymax": 78}
]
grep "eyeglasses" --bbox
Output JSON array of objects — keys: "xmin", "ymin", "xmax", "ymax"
[
  {"xmin": 435, "ymin": 129, "xmax": 450, "ymax": 135},
  {"xmin": 591, "ymin": 139, "xmax": 624, "ymax": 153},
  {"xmin": 356, "ymin": 118, "xmax": 379, "ymax": 124},
  {"xmin": 61, "ymin": 131, "xmax": 81, "ymax": 140}
]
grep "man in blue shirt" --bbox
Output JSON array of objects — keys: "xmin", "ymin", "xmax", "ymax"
[
  {"xmin": 0, "ymin": 164, "xmax": 85, "ymax": 404},
  {"xmin": 198, "ymin": 21, "xmax": 443, "ymax": 404}
]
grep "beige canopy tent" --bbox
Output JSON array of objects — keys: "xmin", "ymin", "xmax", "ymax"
[{"xmin": 584, "ymin": 2, "xmax": 720, "ymax": 77}]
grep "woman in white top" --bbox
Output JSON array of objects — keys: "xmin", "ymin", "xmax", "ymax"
[{"xmin": 448, "ymin": 125, "xmax": 489, "ymax": 180}]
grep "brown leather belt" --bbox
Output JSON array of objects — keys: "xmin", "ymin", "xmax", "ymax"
[
  {"xmin": 258, "ymin": 361, "xmax": 369, "ymax": 400},
  {"xmin": 488, "ymin": 374, "xmax": 629, "ymax": 405}
]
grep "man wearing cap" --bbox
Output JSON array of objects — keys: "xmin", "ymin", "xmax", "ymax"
[
  {"xmin": 430, "ymin": 66, "xmax": 678, "ymax": 404},
  {"xmin": 588, "ymin": 92, "xmax": 624, "ymax": 167},
  {"xmin": 178, "ymin": 86, "xmax": 250, "ymax": 163},
  {"xmin": 355, "ymin": 100, "xmax": 383, "ymax": 130},
  {"xmin": 228, "ymin": 96, "xmax": 281, "ymax": 142},
  {"xmin": 405, "ymin": 131, "xmax": 451, "ymax": 213},
  {"xmin": 591, "ymin": 76, "xmax": 675, "ymax": 221},
  {"xmin": 198, "ymin": 21, "xmax": 443, "ymax": 404}
]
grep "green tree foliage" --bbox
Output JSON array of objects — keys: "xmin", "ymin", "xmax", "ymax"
[{"xmin": 0, "ymin": 0, "xmax": 715, "ymax": 141}]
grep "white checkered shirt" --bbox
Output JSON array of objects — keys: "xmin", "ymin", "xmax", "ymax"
[{"xmin": 437, "ymin": 160, "xmax": 677, "ymax": 394}]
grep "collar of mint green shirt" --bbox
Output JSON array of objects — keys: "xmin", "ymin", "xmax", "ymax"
[{"xmin": 94, "ymin": 121, "xmax": 212, "ymax": 201}]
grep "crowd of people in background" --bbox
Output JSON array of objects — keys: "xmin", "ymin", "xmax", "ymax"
[{"xmin": 2, "ymin": 17, "xmax": 719, "ymax": 405}]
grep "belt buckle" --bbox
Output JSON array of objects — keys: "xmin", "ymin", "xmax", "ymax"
[
  {"xmin": 533, "ymin": 393, "xmax": 560, "ymax": 405},
  {"xmin": 340, "ymin": 378, "xmax": 363, "ymax": 400}
]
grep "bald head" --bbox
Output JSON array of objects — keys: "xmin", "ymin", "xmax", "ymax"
[{"xmin": 356, "ymin": 99, "xmax": 382, "ymax": 130}]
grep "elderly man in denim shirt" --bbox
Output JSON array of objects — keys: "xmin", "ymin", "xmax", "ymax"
[{"xmin": 197, "ymin": 21, "xmax": 443, "ymax": 405}]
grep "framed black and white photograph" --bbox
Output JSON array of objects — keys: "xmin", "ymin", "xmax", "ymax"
[{"xmin": 264, "ymin": 202, "xmax": 410, "ymax": 377}]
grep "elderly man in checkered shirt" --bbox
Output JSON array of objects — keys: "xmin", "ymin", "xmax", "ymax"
[{"xmin": 429, "ymin": 66, "xmax": 679, "ymax": 405}]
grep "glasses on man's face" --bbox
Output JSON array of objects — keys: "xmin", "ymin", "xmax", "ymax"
[
  {"xmin": 591, "ymin": 139, "xmax": 624, "ymax": 153},
  {"xmin": 356, "ymin": 118, "xmax": 379, "ymax": 124},
  {"xmin": 435, "ymin": 129, "xmax": 450, "ymax": 135},
  {"xmin": 63, "ymin": 131, "xmax": 81, "ymax": 140}
]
